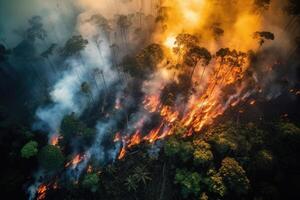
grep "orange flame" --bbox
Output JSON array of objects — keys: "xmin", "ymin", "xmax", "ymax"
[
  {"xmin": 65, "ymin": 154, "xmax": 85, "ymax": 168},
  {"xmin": 50, "ymin": 134, "xmax": 60, "ymax": 146},
  {"xmin": 118, "ymin": 146, "xmax": 126, "ymax": 160},
  {"xmin": 143, "ymin": 95, "xmax": 161, "ymax": 112},
  {"xmin": 128, "ymin": 130, "xmax": 142, "ymax": 148},
  {"xmin": 37, "ymin": 184, "xmax": 47, "ymax": 200}
]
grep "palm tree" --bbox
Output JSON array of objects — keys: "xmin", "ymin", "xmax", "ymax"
[
  {"xmin": 124, "ymin": 175, "xmax": 138, "ymax": 191},
  {"xmin": 133, "ymin": 166, "xmax": 151, "ymax": 184}
]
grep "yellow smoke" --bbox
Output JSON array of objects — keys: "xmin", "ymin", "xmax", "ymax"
[{"xmin": 157, "ymin": 0, "xmax": 262, "ymax": 52}]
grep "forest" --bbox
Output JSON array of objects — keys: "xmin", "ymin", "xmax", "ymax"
[{"xmin": 0, "ymin": 0, "xmax": 300, "ymax": 199}]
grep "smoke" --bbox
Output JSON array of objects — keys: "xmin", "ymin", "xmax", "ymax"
[{"xmin": 1, "ymin": 0, "xmax": 299, "ymax": 199}]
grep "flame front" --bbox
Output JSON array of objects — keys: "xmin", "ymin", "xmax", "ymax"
[{"xmin": 115, "ymin": 0, "xmax": 265, "ymax": 159}]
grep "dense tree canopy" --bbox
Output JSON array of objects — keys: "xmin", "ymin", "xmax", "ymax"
[{"xmin": 38, "ymin": 145, "xmax": 65, "ymax": 171}]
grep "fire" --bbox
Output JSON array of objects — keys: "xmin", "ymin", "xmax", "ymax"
[
  {"xmin": 164, "ymin": 36, "xmax": 176, "ymax": 49},
  {"xmin": 111, "ymin": 0, "xmax": 266, "ymax": 160},
  {"xmin": 128, "ymin": 130, "xmax": 141, "ymax": 148},
  {"xmin": 250, "ymin": 100, "xmax": 256, "ymax": 105},
  {"xmin": 143, "ymin": 95, "xmax": 161, "ymax": 112},
  {"xmin": 50, "ymin": 134, "xmax": 60, "ymax": 146},
  {"xmin": 65, "ymin": 154, "xmax": 85, "ymax": 168},
  {"xmin": 143, "ymin": 123, "xmax": 163, "ymax": 143},
  {"xmin": 160, "ymin": 106, "xmax": 179, "ymax": 123},
  {"xmin": 113, "ymin": 132, "xmax": 121, "ymax": 142},
  {"xmin": 118, "ymin": 146, "xmax": 126, "ymax": 160},
  {"xmin": 37, "ymin": 184, "xmax": 47, "ymax": 200}
]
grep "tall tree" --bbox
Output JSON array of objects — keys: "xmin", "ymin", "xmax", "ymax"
[
  {"xmin": 117, "ymin": 15, "xmax": 132, "ymax": 45},
  {"xmin": 184, "ymin": 46, "xmax": 212, "ymax": 81},
  {"xmin": 38, "ymin": 145, "xmax": 65, "ymax": 172}
]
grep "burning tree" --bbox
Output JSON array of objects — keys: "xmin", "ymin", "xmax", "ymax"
[{"xmin": 184, "ymin": 46, "xmax": 212, "ymax": 81}]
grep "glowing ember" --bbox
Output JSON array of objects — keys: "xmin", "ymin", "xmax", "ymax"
[
  {"xmin": 113, "ymin": 132, "xmax": 121, "ymax": 142},
  {"xmin": 50, "ymin": 134, "xmax": 59, "ymax": 146},
  {"xmin": 250, "ymin": 100, "xmax": 256, "ymax": 105},
  {"xmin": 37, "ymin": 184, "xmax": 47, "ymax": 200}
]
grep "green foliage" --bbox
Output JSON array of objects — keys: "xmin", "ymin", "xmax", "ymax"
[
  {"xmin": 219, "ymin": 157, "xmax": 249, "ymax": 195},
  {"xmin": 164, "ymin": 137, "xmax": 180, "ymax": 156},
  {"xmin": 21, "ymin": 141, "xmax": 38, "ymax": 159},
  {"xmin": 278, "ymin": 122, "xmax": 300, "ymax": 140},
  {"xmin": 60, "ymin": 113, "xmax": 95, "ymax": 147},
  {"xmin": 82, "ymin": 173, "xmax": 100, "ymax": 192},
  {"xmin": 60, "ymin": 114, "xmax": 83, "ymax": 141},
  {"xmin": 175, "ymin": 169, "xmax": 201, "ymax": 198},
  {"xmin": 164, "ymin": 137, "xmax": 193, "ymax": 162},
  {"xmin": 208, "ymin": 124, "xmax": 237, "ymax": 156},
  {"xmin": 206, "ymin": 169, "xmax": 227, "ymax": 197},
  {"xmin": 208, "ymin": 122, "xmax": 266, "ymax": 159},
  {"xmin": 193, "ymin": 139, "xmax": 213, "ymax": 165},
  {"xmin": 125, "ymin": 175, "xmax": 139, "ymax": 191},
  {"xmin": 200, "ymin": 192, "xmax": 209, "ymax": 200},
  {"xmin": 124, "ymin": 166, "xmax": 151, "ymax": 192},
  {"xmin": 60, "ymin": 35, "xmax": 88, "ymax": 57},
  {"xmin": 38, "ymin": 145, "xmax": 64, "ymax": 171},
  {"xmin": 253, "ymin": 149, "xmax": 273, "ymax": 170},
  {"xmin": 132, "ymin": 166, "xmax": 151, "ymax": 184}
]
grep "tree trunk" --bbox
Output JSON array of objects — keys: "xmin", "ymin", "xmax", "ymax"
[{"xmin": 158, "ymin": 162, "xmax": 167, "ymax": 200}]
